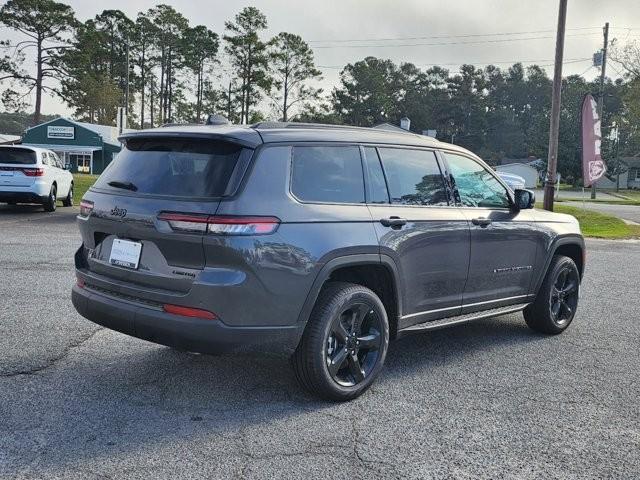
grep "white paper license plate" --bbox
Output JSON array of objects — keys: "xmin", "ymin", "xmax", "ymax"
[{"xmin": 109, "ymin": 239, "xmax": 142, "ymax": 269}]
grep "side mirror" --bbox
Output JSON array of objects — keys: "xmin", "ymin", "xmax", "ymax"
[
  {"xmin": 64, "ymin": 163, "xmax": 71, "ymax": 171},
  {"xmin": 514, "ymin": 189, "xmax": 535, "ymax": 210}
]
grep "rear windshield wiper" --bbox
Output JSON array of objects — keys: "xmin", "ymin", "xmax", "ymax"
[{"xmin": 107, "ymin": 180, "xmax": 138, "ymax": 192}]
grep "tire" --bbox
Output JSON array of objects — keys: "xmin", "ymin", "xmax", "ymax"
[
  {"xmin": 43, "ymin": 184, "xmax": 57, "ymax": 212},
  {"xmin": 524, "ymin": 255, "xmax": 580, "ymax": 334},
  {"xmin": 62, "ymin": 183, "xmax": 73, "ymax": 207},
  {"xmin": 292, "ymin": 282, "xmax": 389, "ymax": 401}
]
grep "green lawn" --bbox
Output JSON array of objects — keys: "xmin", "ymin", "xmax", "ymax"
[
  {"xmin": 613, "ymin": 189, "xmax": 640, "ymax": 202},
  {"xmin": 72, "ymin": 174, "xmax": 99, "ymax": 202},
  {"xmin": 540, "ymin": 203, "xmax": 640, "ymax": 239}
]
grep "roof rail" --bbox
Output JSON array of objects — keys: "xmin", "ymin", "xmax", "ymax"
[
  {"xmin": 159, "ymin": 122, "xmax": 201, "ymax": 128},
  {"xmin": 251, "ymin": 121, "xmax": 388, "ymax": 133}
]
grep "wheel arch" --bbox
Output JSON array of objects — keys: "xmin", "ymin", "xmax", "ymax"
[
  {"xmin": 533, "ymin": 235, "xmax": 585, "ymax": 295},
  {"xmin": 296, "ymin": 254, "xmax": 402, "ymax": 338}
]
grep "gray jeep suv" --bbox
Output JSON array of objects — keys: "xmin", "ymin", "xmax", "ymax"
[{"xmin": 72, "ymin": 122, "xmax": 584, "ymax": 401}]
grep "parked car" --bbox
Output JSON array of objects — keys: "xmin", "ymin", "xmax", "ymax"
[
  {"xmin": 497, "ymin": 171, "xmax": 526, "ymax": 191},
  {"xmin": 0, "ymin": 145, "xmax": 74, "ymax": 211},
  {"xmin": 71, "ymin": 122, "xmax": 585, "ymax": 401}
]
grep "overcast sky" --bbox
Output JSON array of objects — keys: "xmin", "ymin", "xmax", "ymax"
[{"xmin": 2, "ymin": 0, "xmax": 639, "ymax": 117}]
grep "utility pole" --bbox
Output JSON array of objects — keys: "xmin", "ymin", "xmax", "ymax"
[
  {"xmin": 592, "ymin": 22, "xmax": 609, "ymax": 199},
  {"xmin": 543, "ymin": 0, "xmax": 568, "ymax": 211},
  {"xmin": 125, "ymin": 38, "xmax": 130, "ymax": 127}
]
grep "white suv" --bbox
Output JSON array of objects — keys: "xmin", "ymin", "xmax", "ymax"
[{"xmin": 0, "ymin": 145, "xmax": 74, "ymax": 212}]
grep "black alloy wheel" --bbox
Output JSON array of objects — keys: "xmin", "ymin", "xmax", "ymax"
[
  {"xmin": 524, "ymin": 255, "xmax": 580, "ymax": 334},
  {"xmin": 325, "ymin": 301, "xmax": 383, "ymax": 387},
  {"xmin": 292, "ymin": 282, "xmax": 389, "ymax": 401},
  {"xmin": 549, "ymin": 264, "xmax": 579, "ymax": 327}
]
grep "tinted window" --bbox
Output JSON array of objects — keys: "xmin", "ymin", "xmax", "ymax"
[
  {"xmin": 94, "ymin": 138, "xmax": 243, "ymax": 197},
  {"xmin": 363, "ymin": 147, "xmax": 389, "ymax": 204},
  {"xmin": 291, "ymin": 146, "xmax": 364, "ymax": 203},
  {"xmin": 378, "ymin": 148, "xmax": 448, "ymax": 206},
  {"xmin": 444, "ymin": 153, "xmax": 510, "ymax": 208},
  {"xmin": 0, "ymin": 148, "xmax": 36, "ymax": 165}
]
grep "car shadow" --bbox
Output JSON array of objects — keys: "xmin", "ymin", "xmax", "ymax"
[
  {"xmin": 0, "ymin": 203, "xmax": 46, "ymax": 214},
  {"xmin": 0, "ymin": 203, "xmax": 79, "ymax": 224},
  {"xmin": 3, "ymin": 313, "xmax": 543, "ymax": 472}
]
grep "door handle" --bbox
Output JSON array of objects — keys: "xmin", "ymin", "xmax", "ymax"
[
  {"xmin": 380, "ymin": 216, "xmax": 407, "ymax": 229},
  {"xmin": 471, "ymin": 217, "xmax": 492, "ymax": 227}
]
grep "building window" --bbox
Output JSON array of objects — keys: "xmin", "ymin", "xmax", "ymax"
[
  {"xmin": 71, "ymin": 153, "xmax": 92, "ymax": 173},
  {"xmin": 635, "ymin": 168, "xmax": 640, "ymax": 181}
]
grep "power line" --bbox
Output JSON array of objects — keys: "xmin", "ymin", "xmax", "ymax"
[
  {"xmin": 311, "ymin": 32, "xmax": 601, "ymax": 49},
  {"xmin": 307, "ymin": 26, "xmax": 602, "ymax": 44},
  {"xmin": 317, "ymin": 58, "xmax": 591, "ymax": 70}
]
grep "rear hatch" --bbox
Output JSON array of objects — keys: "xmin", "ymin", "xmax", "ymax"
[
  {"xmin": 0, "ymin": 147, "xmax": 39, "ymax": 187},
  {"xmin": 77, "ymin": 136, "xmax": 254, "ymax": 294}
]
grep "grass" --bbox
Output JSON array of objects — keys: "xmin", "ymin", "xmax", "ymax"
[
  {"xmin": 538, "ymin": 203, "xmax": 640, "ymax": 239},
  {"xmin": 612, "ymin": 189, "xmax": 640, "ymax": 202},
  {"xmin": 72, "ymin": 174, "xmax": 99, "ymax": 202}
]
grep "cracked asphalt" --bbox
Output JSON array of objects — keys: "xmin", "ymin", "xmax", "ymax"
[{"xmin": 1, "ymin": 205, "xmax": 639, "ymax": 479}]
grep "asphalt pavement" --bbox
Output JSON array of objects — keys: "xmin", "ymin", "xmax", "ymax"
[{"xmin": 1, "ymin": 206, "xmax": 639, "ymax": 479}]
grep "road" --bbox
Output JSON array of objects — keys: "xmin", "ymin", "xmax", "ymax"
[
  {"xmin": 532, "ymin": 188, "xmax": 622, "ymax": 203},
  {"xmin": 565, "ymin": 201, "xmax": 640, "ymax": 224},
  {"xmin": 1, "ymin": 206, "xmax": 639, "ymax": 479}
]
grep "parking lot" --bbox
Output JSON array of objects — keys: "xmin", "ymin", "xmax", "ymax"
[{"xmin": 1, "ymin": 206, "xmax": 639, "ymax": 479}]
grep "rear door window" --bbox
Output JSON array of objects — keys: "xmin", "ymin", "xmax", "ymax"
[
  {"xmin": 94, "ymin": 137, "xmax": 244, "ymax": 197},
  {"xmin": 377, "ymin": 148, "xmax": 448, "ymax": 206},
  {"xmin": 291, "ymin": 146, "xmax": 364, "ymax": 204},
  {"xmin": 0, "ymin": 148, "xmax": 37, "ymax": 165}
]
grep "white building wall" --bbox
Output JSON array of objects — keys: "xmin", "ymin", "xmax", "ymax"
[{"xmin": 495, "ymin": 164, "xmax": 538, "ymax": 188}]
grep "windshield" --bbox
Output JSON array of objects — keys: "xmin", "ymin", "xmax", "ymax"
[{"xmin": 94, "ymin": 137, "xmax": 244, "ymax": 197}]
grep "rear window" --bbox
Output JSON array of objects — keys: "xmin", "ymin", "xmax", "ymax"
[
  {"xmin": 0, "ymin": 148, "xmax": 37, "ymax": 165},
  {"xmin": 291, "ymin": 146, "xmax": 364, "ymax": 204},
  {"xmin": 95, "ymin": 138, "xmax": 243, "ymax": 197}
]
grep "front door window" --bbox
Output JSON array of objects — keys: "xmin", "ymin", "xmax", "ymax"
[{"xmin": 444, "ymin": 153, "xmax": 510, "ymax": 208}]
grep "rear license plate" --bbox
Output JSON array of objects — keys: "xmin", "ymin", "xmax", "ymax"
[{"xmin": 109, "ymin": 239, "xmax": 142, "ymax": 269}]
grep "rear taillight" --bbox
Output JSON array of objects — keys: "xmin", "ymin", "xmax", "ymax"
[
  {"xmin": 79, "ymin": 200, "xmax": 94, "ymax": 217},
  {"xmin": 157, "ymin": 212, "xmax": 209, "ymax": 233},
  {"xmin": 162, "ymin": 304, "xmax": 217, "ymax": 320},
  {"xmin": 207, "ymin": 216, "xmax": 280, "ymax": 235},
  {"xmin": 158, "ymin": 212, "xmax": 280, "ymax": 236},
  {"xmin": 21, "ymin": 168, "xmax": 44, "ymax": 177}
]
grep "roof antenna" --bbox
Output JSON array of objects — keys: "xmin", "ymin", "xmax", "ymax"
[{"xmin": 205, "ymin": 114, "xmax": 230, "ymax": 126}]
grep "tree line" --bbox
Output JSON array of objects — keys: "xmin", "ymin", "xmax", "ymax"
[
  {"xmin": 0, "ymin": 1, "xmax": 322, "ymax": 127},
  {"xmin": 304, "ymin": 57, "xmax": 638, "ymax": 183},
  {"xmin": 1, "ymin": 0, "xmax": 639, "ymax": 183}
]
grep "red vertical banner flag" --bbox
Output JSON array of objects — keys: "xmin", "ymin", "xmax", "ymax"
[{"xmin": 581, "ymin": 94, "xmax": 606, "ymax": 187}]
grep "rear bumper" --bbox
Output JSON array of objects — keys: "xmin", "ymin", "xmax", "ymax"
[
  {"xmin": 71, "ymin": 285, "xmax": 303, "ymax": 355},
  {"xmin": 0, "ymin": 191, "xmax": 48, "ymax": 204}
]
